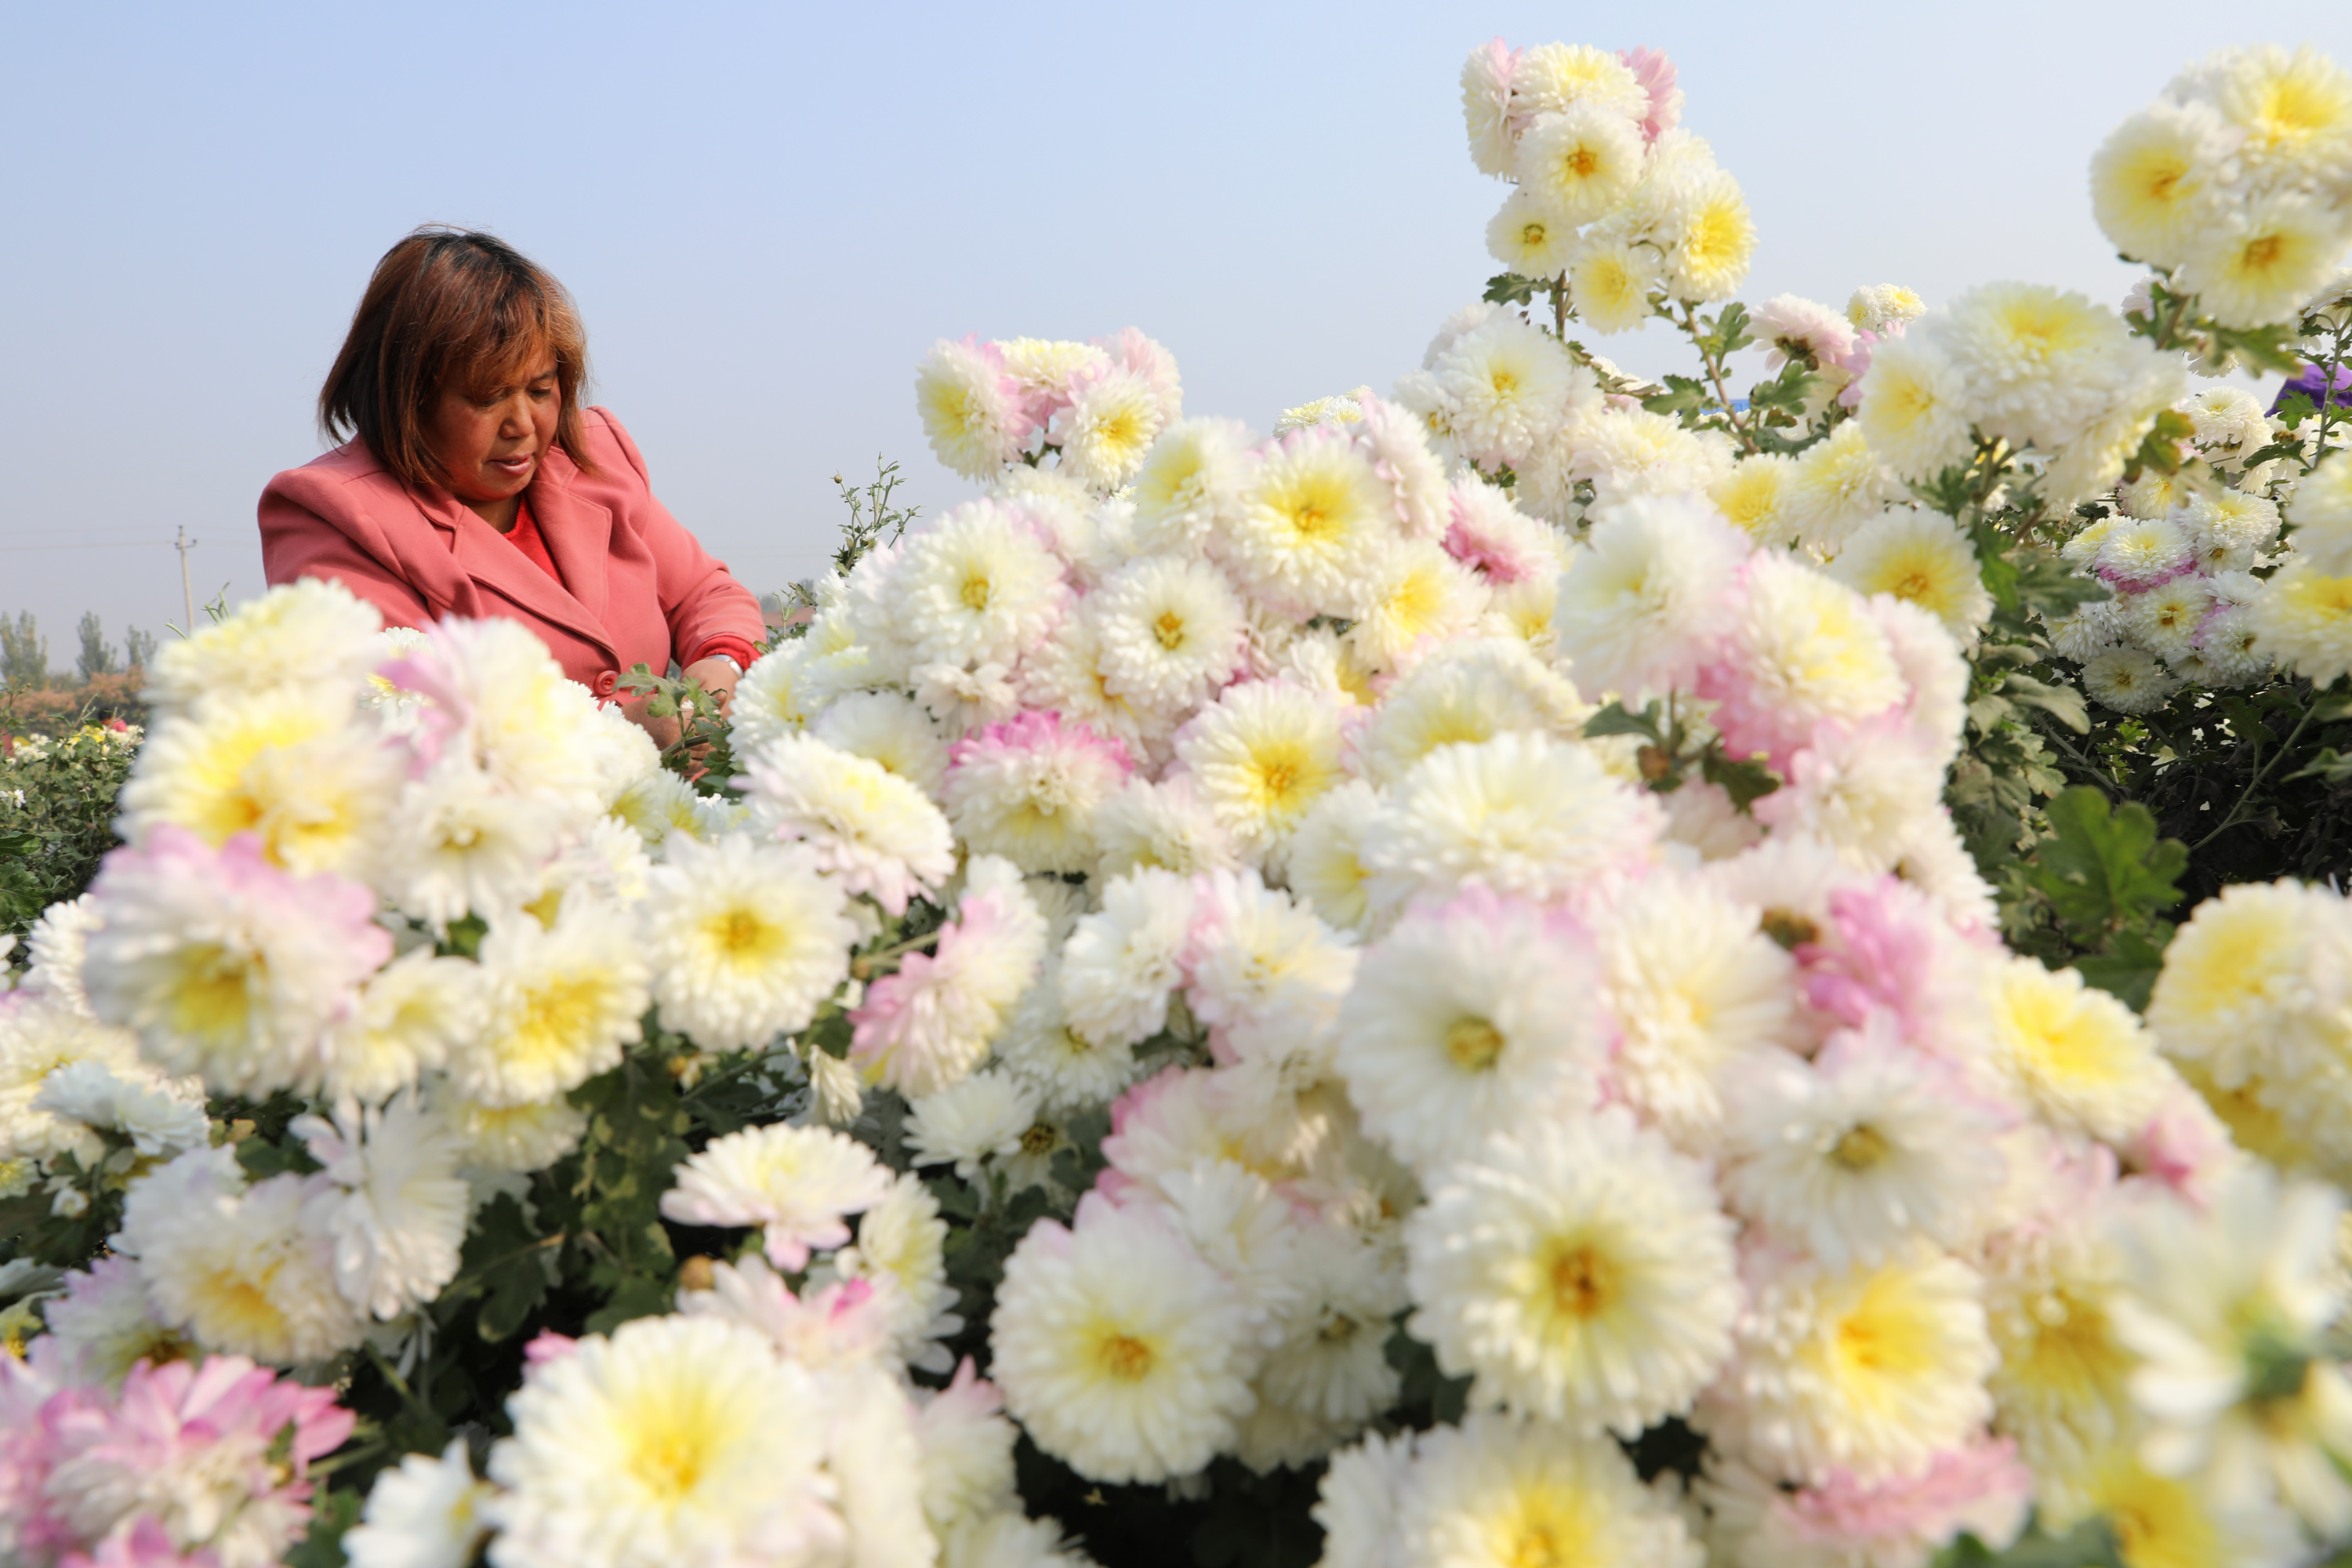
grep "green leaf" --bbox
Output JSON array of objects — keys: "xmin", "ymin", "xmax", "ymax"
[
  {"xmin": 2002, "ymin": 675, "xmax": 2090, "ymax": 735},
  {"xmin": 1745, "ymin": 361, "xmax": 1820, "ymax": 419},
  {"xmin": 1582, "ymin": 699, "xmax": 1665, "ymax": 744},
  {"xmin": 1700, "ymin": 748, "xmax": 1780, "ymax": 810},
  {"xmin": 2026, "ymin": 786, "xmax": 2187, "ymax": 937},
  {"xmin": 1932, "ymin": 1515, "xmax": 2122, "ymax": 1567},
  {"xmin": 1482, "ymin": 272, "xmax": 1540, "ymax": 307},
  {"xmin": 2289, "ymin": 747, "xmax": 2352, "ymax": 785},
  {"xmin": 285, "ymin": 1483, "xmax": 363, "ymax": 1568},
  {"xmin": 452, "ymin": 1193, "xmax": 551, "ymax": 1342},
  {"xmin": 1639, "ymin": 375, "xmax": 1711, "ymax": 420},
  {"xmin": 2073, "ymin": 924, "xmax": 2175, "ymax": 1013},
  {"xmin": 1694, "ymin": 299, "xmax": 1753, "ymax": 359}
]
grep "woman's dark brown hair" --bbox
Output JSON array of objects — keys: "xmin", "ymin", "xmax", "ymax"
[{"xmin": 320, "ymin": 227, "xmax": 593, "ymax": 491}]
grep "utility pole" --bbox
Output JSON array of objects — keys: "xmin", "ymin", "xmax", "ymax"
[{"xmin": 175, "ymin": 525, "xmax": 198, "ymax": 631}]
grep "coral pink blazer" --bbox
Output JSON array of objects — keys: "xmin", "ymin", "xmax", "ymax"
[{"xmin": 259, "ymin": 408, "xmax": 762, "ymax": 699}]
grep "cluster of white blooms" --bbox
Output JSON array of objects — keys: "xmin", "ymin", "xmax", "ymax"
[
  {"xmin": 15, "ymin": 32, "xmax": 2352, "ymax": 1568},
  {"xmin": 2093, "ymin": 45, "xmax": 2352, "ymax": 328}
]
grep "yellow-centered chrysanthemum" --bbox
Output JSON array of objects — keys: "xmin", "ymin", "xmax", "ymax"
[
  {"xmin": 1987, "ymin": 957, "xmax": 2168, "ymax": 1143},
  {"xmin": 1827, "ymin": 506, "xmax": 1993, "ymax": 640}
]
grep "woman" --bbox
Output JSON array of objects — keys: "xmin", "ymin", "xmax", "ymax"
[{"xmin": 260, "ymin": 227, "xmax": 760, "ymax": 733}]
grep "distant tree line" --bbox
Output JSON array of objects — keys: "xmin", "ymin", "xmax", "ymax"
[{"xmin": 2, "ymin": 612, "xmax": 156, "ymax": 735}]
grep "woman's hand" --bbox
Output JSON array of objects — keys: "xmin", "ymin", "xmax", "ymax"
[{"xmin": 681, "ymin": 657, "xmax": 739, "ymax": 717}]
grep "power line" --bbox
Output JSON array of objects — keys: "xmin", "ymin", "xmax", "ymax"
[{"xmin": 0, "ymin": 539, "xmax": 174, "ymax": 553}]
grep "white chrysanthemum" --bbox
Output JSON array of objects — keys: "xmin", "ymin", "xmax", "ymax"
[
  {"xmin": 811, "ymin": 691, "xmax": 950, "ymax": 800},
  {"xmin": 1509, "ymin": 41, "xmax": 1649, "ymax": 122},
  {"xmin": 895, "ymin": 500, "xmax": 1066, "ymax": 671},
  {"xmin": 1313, "ymin": 1430, "xmax": 1414, "ymax": 1568},
  {"xmin": 1093, "ymin": 554, "xmax": 1248, "ymax": 712},
  {"xmin": 2091, "ymin": 100, "xmax": 2229, "ymax": 269},
  {"xmin": 1986, "ymin": 956, "xmax": 2169, "ymax": 1144},
  {"xmin": 740, "ymin": 733, "xmax": 956, "ymax": 916},
  {"xmin": 918, "ymin": 337, "xmax": 1027, "ymax": 481},
  {"xmin": 2080, "ymin": 644, "xmax": 2181, "ymax": 714},
  {"xmin": 145, "ymin": 576, "xmax": 386, "ymax": 716},
  {"xmin": 1566, "ymin": 407, "xmax": 1735, "ymax": 504},
  {"xmin": 1334, "ymin": 895, "xmax": 1598, "ymax": 1174},
  {"xmin": 942, "ymin": 713, "xmax": 1131, "ymax": 877},
  {"xmin": 1012, "ymin": 605, "xmax": 1163, "ymax": 765},
  {"xmin": 1258, "ymin": 1221, "xmax": 1408, "ymax": 1426},
  {"xmin": 1981, "ymin": 1212, "xmax": 2136, "ymax": 1494},
  {"xmin": 1396, "ymin": 1413, "xmax": 1704, "ymax": 1568},
  {"xmin": 1514, "ymin": 106, "xmax": 1643, "ymax": 227},
  {"xmin": 1782, "ymin": 422, "xmax": 1899, "ymax": 554},
  {"xmin": 435, "ymin": 1091, "xmax": 587, "ymax": 1174},
  {"xmin": 2256, "ymin": 557, "xmax": 2352, "ymax": 688},
  {"xmin": 2123, "ymin": 575, "xmax": 2216, "ymax": 662},
  {"xmin": 1172, "ymin": 680, "xmax": 1348, "ymax": 855},
  {"xmin": 641, "ymin": 835, "xmax": 855, "ymax": 1051},
  {"xmin": 1435, "ymin": 317, "xmax": 1579, "ymax": 468},
  {"xmin": 1283, "ymin": 781, "xmax": 1385, "ymax": 935},
  {"xmin": 610, "ymin": 768, "xmax": 707, "ymax": 850},
  {"xmin": 452, "ymin": 900, "xmax": 651, "ymax": 1108},
  {"xmin": 1130, "ymin": 416, "xmax": 1256, "ymax": 557},
  {"xmin": 2292, "ymin": 450, "xmax": 2352, "ymax": 572},
  {"xmin": 1657, "ymin": 165, "xmax": 1757, "ymax": 303},
  {"xmin": 1722, "ymin": 1036, "xmax": 2008, "ymax": 1269},
  {"xmin": 2182, "ymin": 191, "xmax": 2352, "ymax": 330},
  {"xmin": 2184, "ymin": 488, "xmax": 2281, "ymax": 572},
  {"xmin": 1185, "ymin": 869, "xmax": 1357, "ymax": 1067},
  {"xmin": 294, "ymin": 1091, "xmax": 470, "ymax": 1320},
  {"xmin": 913, "ymin": 1366, "xmax": 1019, "ymax": 1536},
  {"xmin": 1352, "ymin": 637, "xmax": 1584, "ymax": 788},
  {"xmin": 996, "ymin": 961, "xmax": 1142, "ymax": 1113},
  {"xmin": 1828, "ymin": 506, "xmax": 1993, "ymax": 641},
  {"xmin": 1704, "ymin": 456, "xmax": 1795, "ymax": 547},
  {"xmin": 1225, "ymin": 430, "xmax": 1400, "ymax": 616},
  {"xmin": 1570, "ymin": 235, "xmax": 1663, "ymax": 335},
  {"xmin": 345, "ymin": 1439, "xmax": 495, "ymax": 1568},
  {"xmin": 1406, "ymin": 1112, "xmax": 1738, "ymax": 1435},
  {"xmin": 0, "ymin": 997, "xmax": 152, "ymax": 1165},
  {"xmin": 117, "ymin": 1146, "xmax": 365, "ymax": 1364},
  {"xmin": 1346, "ymin": 541, "xmax": 1487, "ymax": 674},
  {"xmin": 1057, "ymin": 868, "xmax": 1193, "ymax": 1049},
  {"xmin": 827, "ymin": 1172, "xmax": 963, "ymax": 1370},
  {"xmin": 908, "ymin": 1068, "xmax": 1040, "ymax": 1183},
  {"xmin": 391, "ymin": 617, "xmax": 608, "ymax": 813},
  {"xmin": 941, "ymin": 1512, "xmax": 1096, "ymax": 1568},
  {"xmin": 1051, "ymin": 367, "xmax": 1165, "ymax": 492},
  {"xmin": 2146, "ymin": 877, "xmax": 2340, "ymax": 1095},
  {"xmin": 1554, "ymin": 493, "xmax": 1748, "ymax": 702},
  {"xmin": 1460, "ymin": 38, "xmax": 1518, "ymax": 176},
  {"xmin": 1856, "ymin": 332, "xmax": 1976, "ymax": 481},
  {"xmin": 118, "ymin": 688, "xmax": 403, "ymax": 881},
  {"xmin": 662, "ymin": 1122, "xmax": 894, "ymax": 1271},
  {"xmin": 379, "ymin": 760, "xmax": 559, "ymax": 927},
  {"xmin": 989, "ymin": 1195, "xmax": 1259, "ymax": 1484},
  {"xmin": 854, "ymin": 856, "xmax": 1046, "ymax": 1098},
  {"xmin": 37, "ymin": 1258, "xmax": 183, "ymax": 1388},
  {"xmin": 1092, "ymin": 775, "xmax": 1241, "ymax": 880},
  {"xmin": 1595, "ymin": 874, "xmax": 1795, "ymax": 1149},
  {"xmin": 1363, "ymin": 732, "xmax": 1661, "ymax": 910},
  {"xmin": 1485, "ymin": 187, "xmax": 1579, "ymax": 278},
  {"xmin": 28, "ymin": 1058, "xmax": 206, "ymax": 1162},
  {"xmin": 1757, "ymin": 724, "xmax": 1947, "ymax": 873},
  {"xmin": 488, "ymin": 1314, "xmax": 841, "ymax": 1568},
  {"xmin": 20, "ymin": 893, "xmax": 99, "ymax": 1017},
  {"xmin": 1717, "ymin": 552, "xmax": 1907, "ymax": 744},
  {"xmin": 1848, "ymin": 284, "xmax": 1926, "ymax": 334},
  {"xmin": 1725, "ymin": 1243, "xmax": 1998, "ymax": 1485},
  {"xmin": 2182, "ymin": 384, "xmax": 2272, "ymax": 456},
  {"xmin": 1940, "ymin": 284, "xmax": 2136, "ymax": 449}
]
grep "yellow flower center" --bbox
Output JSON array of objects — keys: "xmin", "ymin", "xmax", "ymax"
[
  {"xmin": 1153, "ymin": 610, "xmax": 1188, "ymax": 651},
  {"xmin": 960, "ymin": 574, "xmax": 994, "ymax": 612},
  {"xmin": 1098, "ymin": 1333, "xmax": 1155, "ymax": 1381},
  {"xmin": 1830, "ymin": 1124, "xmax": 1893, "ymax": 1171},
  {"xmin": 1544, "ymin": 1240, "xmax": 1618, "ymax": 1319},
  {"xmin": 1565, "ymin": 145, "xmax": 1598, "ymax": 179},
  {"xmin": 1519, "ymin": 221, "xmax": 1548, "ymax": 246},
  {"xmin": 1444, "ymin": 1016, "xmax": 1507, "ymax": 1071},
  {"xmin": 509, "ymin": 975, "xmax": 610, "ymax": 1070}
]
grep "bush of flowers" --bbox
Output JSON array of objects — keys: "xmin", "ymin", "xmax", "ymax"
[{"xmin": 6, "ymin": 34, "xmax": 2352, "ymax": 1568}]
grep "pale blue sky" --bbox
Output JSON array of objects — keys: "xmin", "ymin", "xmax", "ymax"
[{"xmin": 2, "ymin": 2, "xmax": 2348, "ymax": 662}]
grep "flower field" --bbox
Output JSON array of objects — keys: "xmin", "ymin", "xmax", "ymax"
[{"xmin": 6, "ymin": 34, "xmax": 2352, "ymax": 1568}]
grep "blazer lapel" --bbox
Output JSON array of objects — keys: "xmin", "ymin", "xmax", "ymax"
[
  {"xmin": 426, "ymin": 483, "xmax": 616, "ymax": 662},
  {"xmin": 530, "ymin": 467, "xmax": 615, "ymax": 632}
]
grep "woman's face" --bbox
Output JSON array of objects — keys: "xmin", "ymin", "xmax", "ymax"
[{"xmin": 428, "ymin": 354, "xmax": 560, "ymax": 503}]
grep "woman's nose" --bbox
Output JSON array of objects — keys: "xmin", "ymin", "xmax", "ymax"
[{"xmin": 498, "ymin": 393, "xmax": 533, "ymax": 437}]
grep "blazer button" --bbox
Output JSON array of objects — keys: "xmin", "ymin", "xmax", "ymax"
[{"xmin": 593, "ymin": 670, "xmax": 619, "ymax": 698}]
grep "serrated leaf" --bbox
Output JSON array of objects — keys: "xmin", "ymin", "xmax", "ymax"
[
  {"xmin": 2002, "ymin": 675, "xmax": 2090, "ymax": 735},
  {"xmin": 2074, "ymin": 924, "xmax": 2175, "ymax": 1014},
  {"xmin": 1700, "ymin": 749, "xmax": 1780, "ymax": 810},
  {"xmin": 2288, "ymin": 746, "xmax": 2352, "ymax": 785},
  {"xmin": 1482, "ymin": 272, "xmax": 1540, "ymax": 307},
  {"xmin": 2027, "ymin": 786, "xmax": 2187, "ymax": 936}
]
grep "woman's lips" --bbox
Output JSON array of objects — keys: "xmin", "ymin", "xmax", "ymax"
[{"xmin": 491, "ymin": 454, "xmax": 533, "ymax": 475}]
